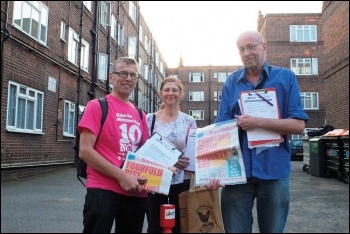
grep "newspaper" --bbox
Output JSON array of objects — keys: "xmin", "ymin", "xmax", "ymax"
[
  {"xmin": 195, "ymin": 119, "xmax": 247, "ymax": 186},
  {"xmin": 122, "ymin": 152, "xmax": 173, "ymax": 195}
]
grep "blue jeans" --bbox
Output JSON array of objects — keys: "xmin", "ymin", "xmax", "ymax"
[
  {"xmin": 83, "ymin": 188, "xmax": 146, "ymax": 233},
  {"xmin": 221, "ymin": 176, "xmax": 290, "ymax": 233}
]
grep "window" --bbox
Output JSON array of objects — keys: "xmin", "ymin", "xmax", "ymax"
[
  {"xmin": 218, "ymin": 72, "xmax": 227, "ymax": 82},
  {"xmin": 189, "ymin": 72, "xmax": 204, "ymax": 82},
  {"xmin": 290, "ymin": 25, "xmax": 317, "ymax": 42},
  {"xmin": 189, "ymin": 110, "xmax": 204, "ymax": 120},
  {"xmin": 300, "ymin": 92, "xmax": 319, "ymax": 110},
  {"xmin": 138, "ymin": 91, "xmax": 142, "ymax": 108},
  {"xmin": 111, "ymin": 15, "xmax": 117, "ymax": 41},
  {"xmin": 169, "ymin": 74, "xmax": 178, "ymax": 78},
  {"xmin": 83, "ymin": 1, "xmax": 91, "ymax": 11},
  {"xmin": 78, "ymin": 105, "xmax": 86, "ymax": 121},
  {"xmin": 214, "ymin": 110, "xmax": 218, "ymax": 117},
  {"xmin": 144, "ymin": 35, "xmax": 148, "ymax": 52},
  {"xmin": 214, "ymin": 91, "xmax": 222, "ymax": 101},
  {"xmin": 13, "ymin": 1, "xmax": 48, "ymax": 45},
  {"xmin": 100, "ymin": 1, "xmax": 111, "ymax": 28},
  {"xmin": 189, "ymin": 91, "xmax": 204, "ymax": 101},
  {"xmin": 291, "ymin": 58, "xmax": 318, "ymax": 75},
  {"xmin": 118, "ymin": 23, "xmax": 124, "ymax": 46},
  {"xmin": 7, "ymin": 81, "xmax": 44, "ymax": 133},
  {"xmin": 64, "ymin": 100, "xmax": 75, "ymax": 136},
  {"xmin": 68, "ymin": 28, "xmax": 89, "ymax": 71},
  {"xmin": 128, "ymin": 36, "xmax": 136, "ymax": 59},
  {"xmin": 129, "ymin": 1, "xmax": 136, "ymax": 23},
  {"xmin": 139, "ymin": 25, "xmax": 143, "ymax": 43},
  {"xmin": 60, "ymin": 21, "xmax": 66, "ymax": 42},
  {"xmin": 99, "ymin": 53, "xmax": 108, "ymax": 82}
]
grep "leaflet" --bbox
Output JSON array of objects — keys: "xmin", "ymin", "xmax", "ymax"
[
  {"xmin": 122, "ymin": 152, "xmax": 173, "ymax": 195},
  {"xmin": 194, "ymin": 119, "xmax": 247, "ymax": 186}
]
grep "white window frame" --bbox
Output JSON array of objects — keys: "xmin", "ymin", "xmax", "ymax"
[
  {"xmin": 111, "ymin": 15, "xmax": 117, "ymax": 41},
  {"xmin": 6, "ymin": 81, "xmax": 44, "ymax": 134},
  {"xmin": 118, "ymin": 23, "xmax": 124, "ymax": 47},
  {"xmin": 68, "ymin": 28, "xmax": 89, "ymax": 71},
  {"xmin": 78, "ymin": 105, "xmax": 86, "ymax": 122},
  {"xmin": 218, "ymin": 72, "xmax": 227, "ymax": 82},
  {"xmin": 60, "ymin": 21, "xmax": 66, "ymax": 42},
  {"xmin": 100, "ymin": 1, "xmax": 111, "ymax": 28},
  {"xmin": 291, "ymin": 58, "xmax": 318, "ymax": 75},
  {"xmin": 300, "ymin": 92, "xmax": 319, "ymax": 110},
  {"xmin": 128, "ymin": 36, "xmax": 137, "ymax": 59},
  {"xmin": 214, "ymin": 91, "xmax": 222, "ymax": 101},
  {"xmin": 83, "ymin": 1, "xmax": 92, "ymax": 11},
  {"xmin": 189, "ymin": 72, "xmax": 204, "ymax": 82},
  {"xmin": 13, "ymin": 1, "xmax": 48, "ymax": 45},
  {"xmin": 98, "ymin": 53, "xmax": 108, "ymax": 82},
  {"xmin": 63, "ymin": 100, "xmax": 76, "ymax": 137},
  {"xmin": 290, "ymin": 25, "xmax": 317, "ymax": 42},
  {"xmin": 189, "ymin": 110, "xmax": 204, "ymax": 120},
  {"xmin": 214, "ymin": 110, "xmax": 218, "ymax": 117},
  {"xmin": 139, "ymin": 25, "xmax": 143, "ymax": 43},
  {"xmin": 129, "ymin": 1, "xmax": 136, "ymax": 23},
  {"xmin": 189, "ymin": 91, "xmax": 204, "ymax": 101}
]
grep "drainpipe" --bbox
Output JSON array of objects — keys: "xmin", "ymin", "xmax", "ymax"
[
  {"xmin": 75, "ymin": 1, "xmax": 84, "ymax": 146},
  {"xmin": 89, "ymin": 1, "xmax": 100, "ymax": 99},
  {"xmin": 106, "ymin": 1, "xmax": 112, "ymax": 93},
  {"xmin": 1, "ymin": 1, "xmax": 10, "ymax": 108}
]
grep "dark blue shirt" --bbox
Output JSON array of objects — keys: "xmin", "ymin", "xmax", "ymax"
[{"xmin": 215, "ymin": 62, "xmax": 309, "ymax": 179}]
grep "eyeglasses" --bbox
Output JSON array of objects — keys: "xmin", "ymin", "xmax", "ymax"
[
  {"xmin": 112, "ymin": 71, "xmax": 138, "ymax": 80},
  {"xmin": 238, "ymin": 42, "xmax": 263, "ymax": 54}
]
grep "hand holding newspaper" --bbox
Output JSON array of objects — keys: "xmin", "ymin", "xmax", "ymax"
[
  {"xmin": 122, "ymin": 152, "xmax": 174, "ymax": 195},
  {"xmin": 121, "ymin": 132, "xmax": 183, "ymax": 195},
  {"xmin": 195, "ymin": 119, "xmax": 247, "ymax": 186}
]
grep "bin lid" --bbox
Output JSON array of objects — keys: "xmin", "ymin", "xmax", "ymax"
[{"xmin": 309, "ymin": 138, "xmax": 321, "ymax": 142}]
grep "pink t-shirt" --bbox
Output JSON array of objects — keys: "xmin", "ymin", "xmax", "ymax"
[{"xmin": 78, "ymin": 94, "xmax": 150, "ymax": 197}]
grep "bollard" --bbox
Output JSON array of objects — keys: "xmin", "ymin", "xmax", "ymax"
[{"xmin": 160, "ymin": 204, "xmax": 175, "ymax": 233}]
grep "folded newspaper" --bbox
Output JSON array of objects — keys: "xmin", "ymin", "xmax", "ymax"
[
  {"xmin": 122, "ymin": 152, "xmax": 173, "ymax": 195},
  {"xmin": 195, "ymin": 119, "xmax": 247, "ymax": 186}
]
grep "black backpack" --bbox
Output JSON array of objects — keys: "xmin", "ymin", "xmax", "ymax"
[{"xmin": 74, "ymin": 97, "xmax": 143, "ymax": 186}]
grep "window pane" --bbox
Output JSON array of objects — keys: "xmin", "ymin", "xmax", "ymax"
[
  {"xmin": 26, "ymin": 100, "xmax": 34, "ymax": 130},
  {"xmin": 22, "ymin": 2, "xmax": 31, "ymax": 35},
  {"xmin": 8, "ymin": 84, "xmax": 17, "ymax": 126},
  {"xmin": 40, "ymin": 7, "xmax": 48, "ymax": 42},
  {"xmin": 36, "ymin": 93, "xmax": 43, "ymax": 129},
  {"xmin": 17, "ymin": 98, "xmax": 26, "ymax": 129},
  {"xmin": 31, "ymin": 9, "xmax": 39, "ymax": 39},
  {"xmin": 13, "ymin": 1, "xmax": 22, "ymax": 27},
  {"xmin": 64, "ymin": 102, "xmax": 69, "ymax": 133}
]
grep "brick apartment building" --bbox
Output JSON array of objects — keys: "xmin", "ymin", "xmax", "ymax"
[
  {"xmin": 1, "ymin": 1, "xmax": 348, "ymax": 181},
  {"xmin": 1, "ymin": 1, "xmax": 166, "ymax": 181}
]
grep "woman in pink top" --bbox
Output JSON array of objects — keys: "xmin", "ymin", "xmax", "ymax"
[{"xmin": 78, "ymin": 57, "xmax": 150, "ymax": 233}]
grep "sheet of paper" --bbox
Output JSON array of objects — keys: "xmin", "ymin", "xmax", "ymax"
[
  {"xmin": 240, "ymin": 88, "xmax": 282, "ymax": 142},
  {"xmin": 184, "ymin": 128, "xmax": 196, "ymax": 173},
  {"xmin": 135, "ymin": 132, "xmax": 183, "ymax": 167}
]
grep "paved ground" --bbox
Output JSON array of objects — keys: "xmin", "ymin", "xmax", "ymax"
[{"xmin": 1, "ymin": 160, "xmax": 349, "ymax": 233}]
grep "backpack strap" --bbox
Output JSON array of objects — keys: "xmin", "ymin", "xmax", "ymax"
[
  {"xmin": 98, "ymin": 97, "xmax": 108, "ymax": 130},
  {"xmin": 151, "ymin": 113, "xmax": 156, "ymax": 134},
  {"xmin": 136, "ymin": 107, "xmax": 143, "ymax": 120}
]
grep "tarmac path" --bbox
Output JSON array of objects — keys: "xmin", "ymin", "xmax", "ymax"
[{"xmin": 1, "ymin": 160, "xmax": 349, "ymax": 233}]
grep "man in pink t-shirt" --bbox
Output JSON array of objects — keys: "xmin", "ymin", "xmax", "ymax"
[{"xmin": 78, "ymin": 57, "xmax": 150, "ymax": 233}]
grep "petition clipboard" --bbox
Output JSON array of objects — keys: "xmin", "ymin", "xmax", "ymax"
[{"xmin": 239, "ymin": 88, "xmax": 283, "ymax": 146}]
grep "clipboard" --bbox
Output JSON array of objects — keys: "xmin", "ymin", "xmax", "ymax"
[
  {"xmin": 239, "ymin": 88, "xmax": 283, "ymax": 146},
  {"xmin": 135, "ymin": 132, "xmax": 184, "ymax": 166}
]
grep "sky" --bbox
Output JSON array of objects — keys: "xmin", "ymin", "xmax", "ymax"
[{"xmin": 139, "ymin": 1, "xmax": 323, "ymax": 68}]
